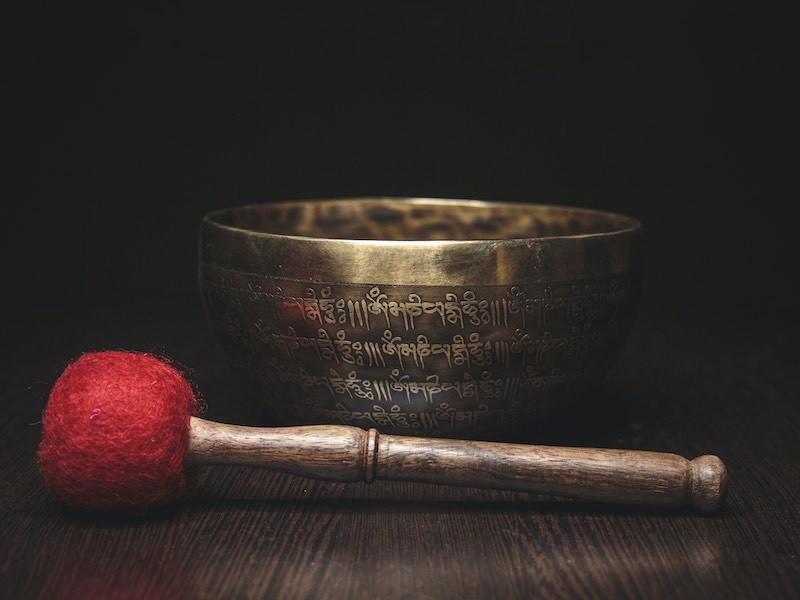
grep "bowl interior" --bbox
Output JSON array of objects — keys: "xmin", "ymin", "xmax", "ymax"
[{"xmin": 209, "ymin": 199, "xmax": 639, "ymax": 242}]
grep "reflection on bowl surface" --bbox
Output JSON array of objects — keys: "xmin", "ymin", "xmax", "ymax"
[{"xmin": 199, "ymin": 198, "xmax": 642, "ymax": 438}]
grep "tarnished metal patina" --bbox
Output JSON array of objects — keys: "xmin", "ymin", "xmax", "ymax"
[{"xmin": 199, "ymin": 198, "xmax": 642, "ymax": 438}]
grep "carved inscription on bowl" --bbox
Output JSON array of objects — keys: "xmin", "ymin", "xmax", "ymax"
[{"xmin": 200, "ymin": 264, "xmax": 635, "ymax": 436}]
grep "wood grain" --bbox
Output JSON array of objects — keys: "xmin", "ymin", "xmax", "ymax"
[
  {"xmin": 187, "ymin": 418, "xmax": 727, "ymax": 511},
  {"xmin": 2, "ymin": 301, "xmax": 799, "ymax": 599}
]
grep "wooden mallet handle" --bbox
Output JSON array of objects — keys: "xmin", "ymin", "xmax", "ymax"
[{"xmin": 186, "ymin": 417, "xmax": 727, "ymax": 512}]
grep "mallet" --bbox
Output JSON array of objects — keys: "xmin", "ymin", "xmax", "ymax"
[{"xmin": 38, "ymin": 351, "xmax": 727, "ymax": 512}]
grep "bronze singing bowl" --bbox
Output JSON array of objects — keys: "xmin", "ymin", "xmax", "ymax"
[{"xmin": 199, "ymin": 198, "xmax": 642, "ymax": 438}]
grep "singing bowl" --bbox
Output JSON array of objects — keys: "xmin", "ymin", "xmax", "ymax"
[{"xmin": 199, "ymin": 198, "xmax": 642, "ymax": 438}]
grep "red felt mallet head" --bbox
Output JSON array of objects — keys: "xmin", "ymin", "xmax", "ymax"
[{"xmin": 37, "ymin": 351, "xmax": 200, "ymax": 510}]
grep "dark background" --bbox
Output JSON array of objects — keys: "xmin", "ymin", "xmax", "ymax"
[{"xmin": 4, "ymin": 2, "xmax": 796, "ymax": 320}]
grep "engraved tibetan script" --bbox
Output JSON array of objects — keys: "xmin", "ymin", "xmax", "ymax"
[{"xmin": 200, "ymin": 263, "xmax": 636, "ymax": 434}]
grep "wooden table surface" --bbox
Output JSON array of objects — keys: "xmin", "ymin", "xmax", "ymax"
[{"xmin": 2, "ymin": 295, "xmax": 798, "ymax": 600}]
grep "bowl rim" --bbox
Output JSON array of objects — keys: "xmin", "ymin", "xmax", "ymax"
[{"xmin": 202, "ymin": 197, "xmax": 642, "ymax": 245}]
